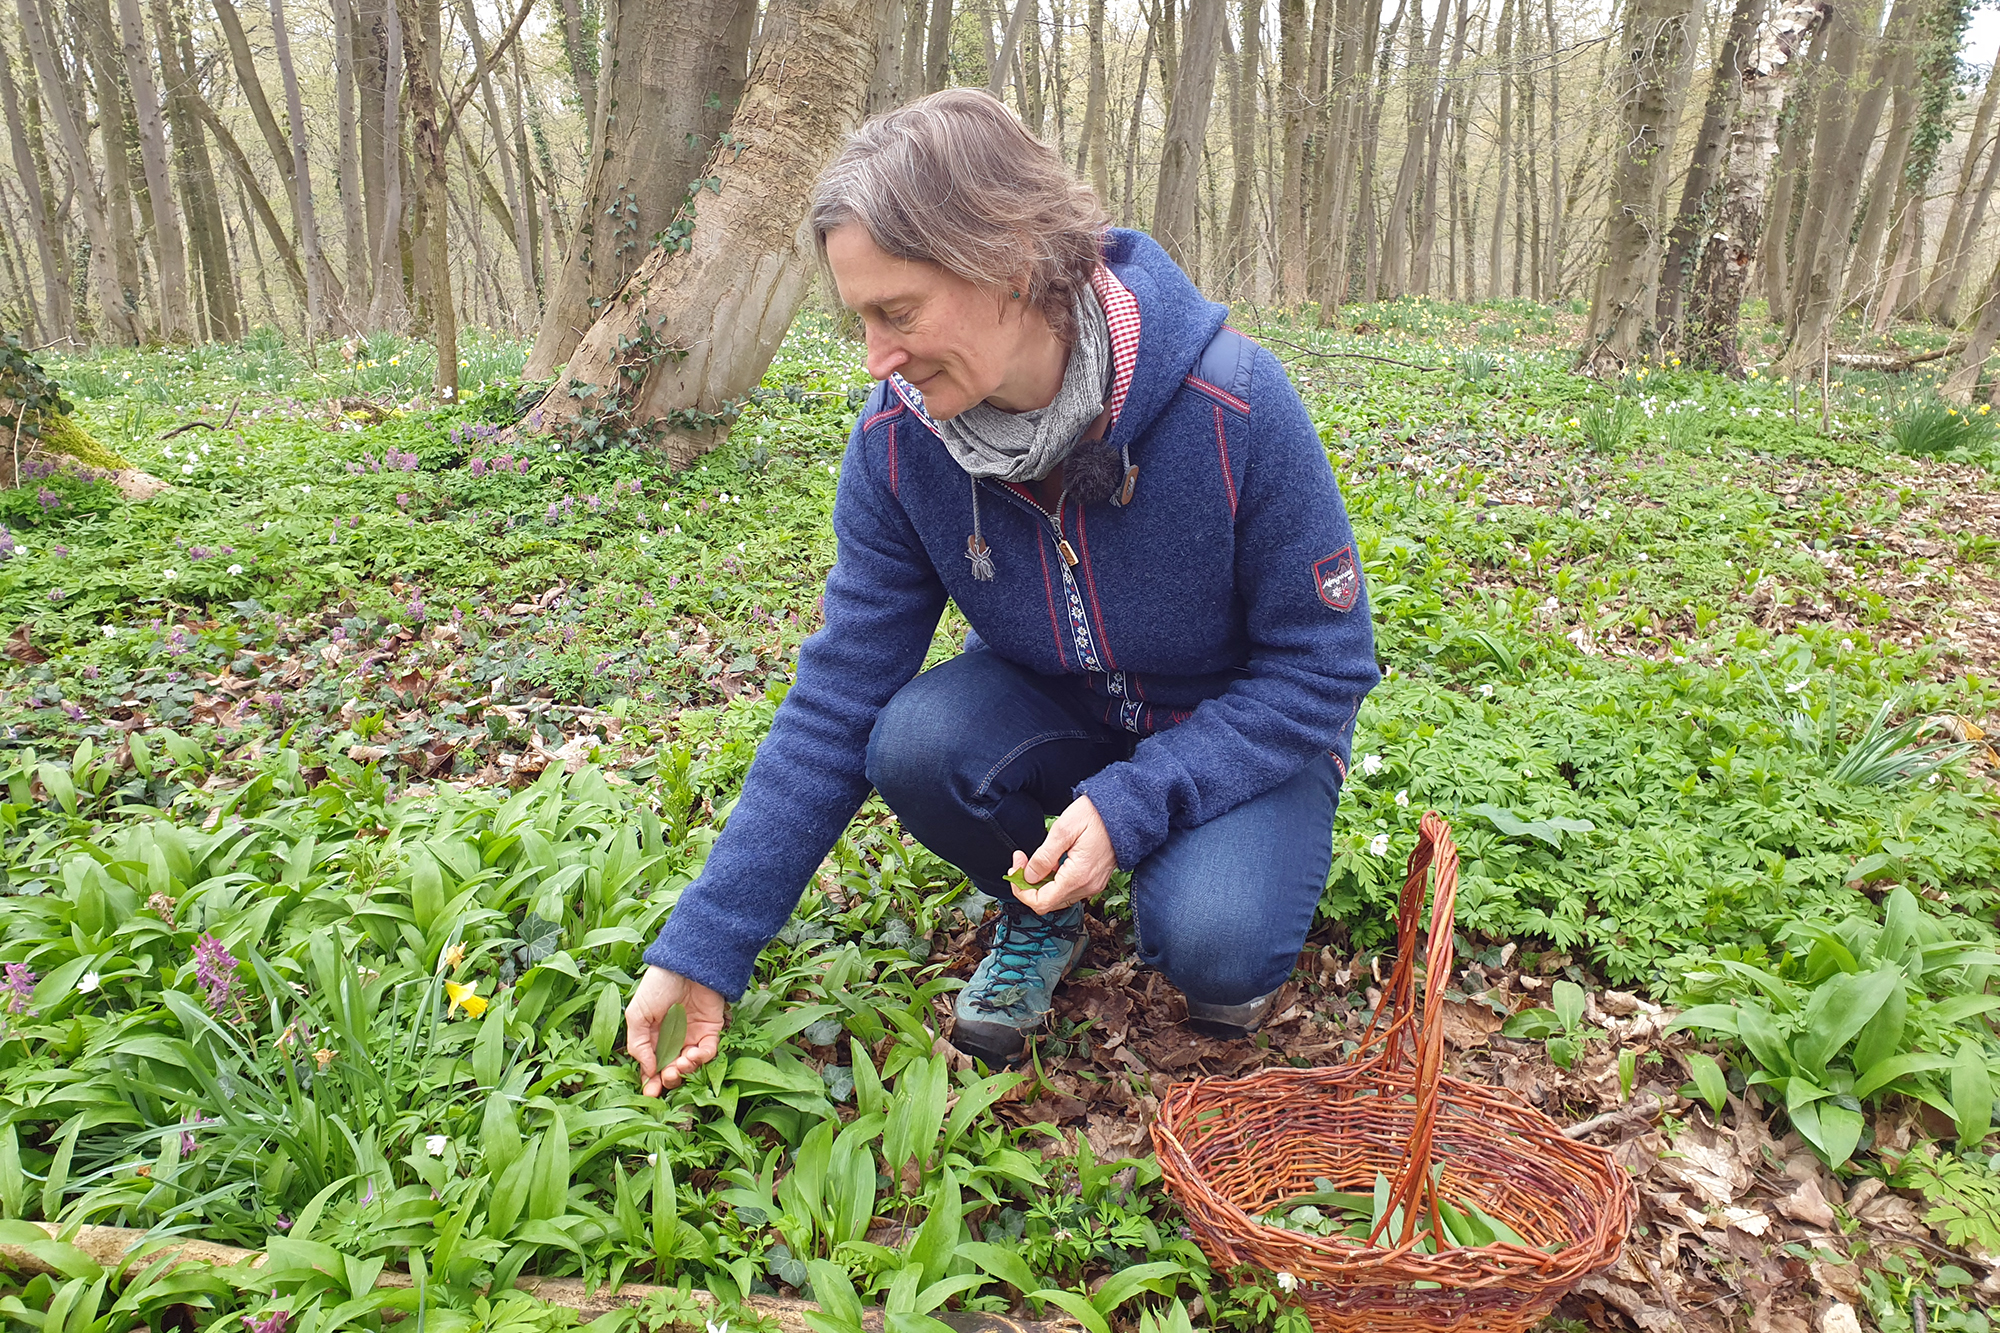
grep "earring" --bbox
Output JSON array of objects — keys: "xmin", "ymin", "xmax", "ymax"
[{"xmin": 1010, "ymin": 290, "xmax": 1021, "ymax": 299}]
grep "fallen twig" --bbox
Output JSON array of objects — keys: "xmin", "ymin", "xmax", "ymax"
[
  {"xmin": 1562, "ymin": 1093, "xmax": 1664, "ymax": 1139},
  {"xmin": 1257, "ymin": 334, "xmax": 1445, "ymax": 372},
  {"xmin": 161, "ymin": 398, "xmax": 242, "ymax": 439}
]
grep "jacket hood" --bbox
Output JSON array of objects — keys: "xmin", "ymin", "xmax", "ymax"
[{"xmin": 1098, "ymin": 228, "xmax": 1229, "ymax": 453}]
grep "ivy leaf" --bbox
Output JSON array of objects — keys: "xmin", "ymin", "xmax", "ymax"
[{"xmin": 517, "ymin": 913, "xmax": 563, "ymax": 963}]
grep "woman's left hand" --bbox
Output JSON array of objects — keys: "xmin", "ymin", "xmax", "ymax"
[{"xmin": 1012, "ymin": 795, "xmax": 1117, "ymax": 914}]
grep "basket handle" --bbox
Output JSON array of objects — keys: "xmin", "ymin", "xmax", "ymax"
[{"xmin": 1363, "ymin": 811, "xmax": 1460, "ymax": 1249}]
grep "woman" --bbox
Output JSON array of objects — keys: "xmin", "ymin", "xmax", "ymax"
[{"xmin": 625, "ymin": 89, "xmax": 1378, "ymax": 1086}]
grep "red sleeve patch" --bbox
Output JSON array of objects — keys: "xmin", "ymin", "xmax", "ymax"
[{"xmin": 1313, "ymin": 548, "xmax": 1360, "ymax": 611}]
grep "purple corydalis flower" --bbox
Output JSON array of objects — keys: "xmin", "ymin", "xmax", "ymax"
[
  {"xmin": 242, "ymin": 1311, "xmax": 288, "ymax": 1333},
  {"xmin": 193, "ymin": 935, "xmax": 239, "ymax": 1014},
  {"xmin": 2, "ymin": 964, "xmax": 35, "ymax": 1016}
]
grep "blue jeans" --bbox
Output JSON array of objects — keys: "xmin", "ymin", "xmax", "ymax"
[{"xmin": 864, "ymin": 648, "xmax": 1342, "ymax": 1005}]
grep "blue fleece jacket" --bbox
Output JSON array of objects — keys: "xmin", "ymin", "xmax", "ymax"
[{"xmin": 643, "ymin": 229, "xmax": 1380, "ymax": 998}]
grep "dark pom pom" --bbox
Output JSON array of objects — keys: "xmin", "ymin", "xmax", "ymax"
[{"xmin": 1065, "ymin": 436, "xmax": 1122, "ymax": 506}]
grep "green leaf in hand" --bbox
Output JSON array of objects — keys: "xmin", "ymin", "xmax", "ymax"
[{"xmin": 661, "ymin": 1002, "xmax": 687, "ymax": 1064}]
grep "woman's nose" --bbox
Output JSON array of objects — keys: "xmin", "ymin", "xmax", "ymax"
[{"xmin": 864, "ymin": 329, "xmax": 909, "ymax": 381}]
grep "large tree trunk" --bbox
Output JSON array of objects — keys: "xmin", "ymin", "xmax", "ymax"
[
  {"xmin": 405, "ymin": 0, "xmax": 454, "ymax": 394},
  {"xmin": 923, "ymin": 0, "xmax": 952, "ymax": 91},
  {"xmin": 525, "ymin": 0, "xmax": 757, "ymax": 379},
  {"xmin": 1577, "ymin": 0, "xmax": 1698, "ymax": 375},
  {"xmin": 524, "ymin": 0, "xmax": 887, "ymax": 465},
  {"xmin": 1685, "ymin": 0, "xmax": 1829, "ymax": 375},
  {"xmin": 0, "ymin": 20, "xmax": 73, "ymax": 343},
  {"xmin": 1151, "ymin": 0, "xmax": 1223, "ymax": 276},
  {"xmin": 115, "ymin": 0, "xmax": 190, "ymax": 338},
  {"xmin": 1656, "ymin": 0, "xmax": 1762, "ymax": 340}
]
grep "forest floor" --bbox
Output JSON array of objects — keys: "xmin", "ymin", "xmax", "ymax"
[{"xmin": 1, "ymin": 298, "xmax": 1999, "ymax": 1333}]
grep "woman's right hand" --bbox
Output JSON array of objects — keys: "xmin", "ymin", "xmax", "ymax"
[{"xmin": 625, "ymin": 965, "xmax": 727, "ymax": 1095}]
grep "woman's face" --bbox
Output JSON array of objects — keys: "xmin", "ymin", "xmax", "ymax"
[{"xmin": 824, "ymin": 223, "xmax": 1054, "ymax": 420}]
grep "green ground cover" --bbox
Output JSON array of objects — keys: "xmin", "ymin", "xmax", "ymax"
[{"xmin": 2, "ymin": 300, "xmax": 1999, "ymax": 1332}]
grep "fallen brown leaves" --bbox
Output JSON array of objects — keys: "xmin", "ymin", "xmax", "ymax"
[{"xmin": 917, "ymin": 913, "xmax": 2000, "ymax": 1332}]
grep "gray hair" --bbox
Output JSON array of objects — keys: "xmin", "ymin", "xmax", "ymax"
[{"xmin": 810, "ymin": 88, "xmax": 1110, "ymax": 346}]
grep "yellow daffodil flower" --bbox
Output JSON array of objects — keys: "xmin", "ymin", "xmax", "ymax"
[
  {"xmin": 446, "ymin": 980, "xmax": 487, "ymax": 1018},
  {"xmin": 442, "ymin": 942, "xmax": 466, "ymax": 972}
]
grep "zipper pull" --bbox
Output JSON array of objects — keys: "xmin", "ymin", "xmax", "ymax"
[{"xmin": 1057, "ymin": 538, "xmax": 1078, "ymax": 567}]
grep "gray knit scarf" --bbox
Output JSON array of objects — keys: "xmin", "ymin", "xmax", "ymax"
[
  {"xmin": 930, "ymin": 289, "xmax": 1113, "ymax": 581},
  {"xmin": 933, "ymin": 288, "xmax": 1112, "ymax": 484}
]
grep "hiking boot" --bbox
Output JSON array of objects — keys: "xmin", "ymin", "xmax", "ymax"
[
  {"xmin": 1186, "ymin": 987, "xmax": 1281, "ymax": 1039},
  {"xmin": 951, "ymin": 903, "xmax": 1087, "ymax": 1067}
]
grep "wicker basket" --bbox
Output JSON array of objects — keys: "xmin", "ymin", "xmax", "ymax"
[{"xmin": 1151, "ymin": 812, "xmax": 1635, "ymax": 1333}]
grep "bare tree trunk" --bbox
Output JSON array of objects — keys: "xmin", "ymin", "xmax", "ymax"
[
  {"xmin": 1411, "ymin": 0, "xmax": 1468, "ymax": 294},
  {"xmin": 1755, "ymin": 18, "xmax": 1825, "ymax": 316},
  {"xmin": 556, "ymin": 0, "xmax": 598, "ymax": 149},
  {"xmin": 456, "ymin": 0, "xmax": 534, "ymax": 327},
  {"xmin": 1779, "ymin": 0, "xmax": 1919, "ymax": 377},
  {"xmin": 527, "ymin": 0, "xmax": 887, "ymax": 463},
  {"xmin": 403, "ymin": 0, "xmax": 454, "ymax": 395},
  {"xmin": 1943, "ymin": 253, "xmax": 2000, "ymax": 399},
  {"xmin": 1577, "ymin": 0, "xmax": 1697, "ymax": 374},
  {"xmin": 266, "ymin": 0, "xmax": 326, "ymax": 338},
  {"xmin": 1381, "ymin": 0, "xmax": 1448, "ymax": 295},
  {"xmin": 1686, "ymin": 0, "xmax": 1828, "ymax": 375},
  {"xmin": 1923, "ymin": 40, "xmax": 2000, "ymax": 321},
  {"xmin": 1351, "ymin": 0, "xmax": 1403, "ymax": 305},
  {"xmin": 511, "ymin": 36, "xmax": 555, "ymax": 289},
  {"xmin": 1848, "ymin": 47, "xmax": 1920, "ymax": 322},
  {"xmin": 115, "ymin": 0, "xmax": 190, "ymax": 338},
  {"xmin": 1274, "ymin": 0, "xmax": 1310, "ymax": 303},
  {"xmin": 1540, "ymin": 0, "xmax": 1565, "ymax": 298},
  {"xmin": 1486, "ymin": 0, "xmax": 1512, "ymax": 299},
  {"xmin": 1519, "ymin": 0, "xmax": 1541, "ymax": 299},
  {"xmin": 15, "ymin": 0, "xmax": 139, "ymax": 341},
  {"xmin": 989, "ymin": 0, "xmax": 1030, "ymax": 94},
  {"xmin": 186, "ymin": 90, "xmax": 309, "ymax": 303},
  {"xmin": 1153, "ymin": 0, "xmax": 1222, "ymax": 274},
  {"xmin": 924, "ymin": 0, "xmax": 952, "ymax": 90},
  {"xmin": 0, "ymin": 19, "xmax": 72, "ymax": 342},
  {"xmin": 1119, "ymin": 18, "xmax": 1154, "ymax": 226},
  {"xmin": 1224, "ymin": 0, "xmax": 1258, "ymax": 297},
  {"xmin": 868, "ymin": 0, "xmax": 905, "ymax": 112},
  {"xmin": 334, "ymin": 0, "xmax": 368, "ymax": 301},
  {"xmin": 155, "ymin": 0, "xmax": 239, "ymax": 339},
  {"xmin": 1077, "ymin": 0, "xmax": 1108, "ymax": 196},
  {"xmin": 1656, "ymin": 0, "xmax": 1762, "ymax": 340},
  {"xmin": 1782, "ymin": 0, "xmax": 1881, "ymax": 329},
  {"xmin": 79, "ymin": 0, "xmax": 148, "ymax": 335},
  {"xmin": 526, "ymin": 0, "xmax": 757, "ymax": 378}
]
